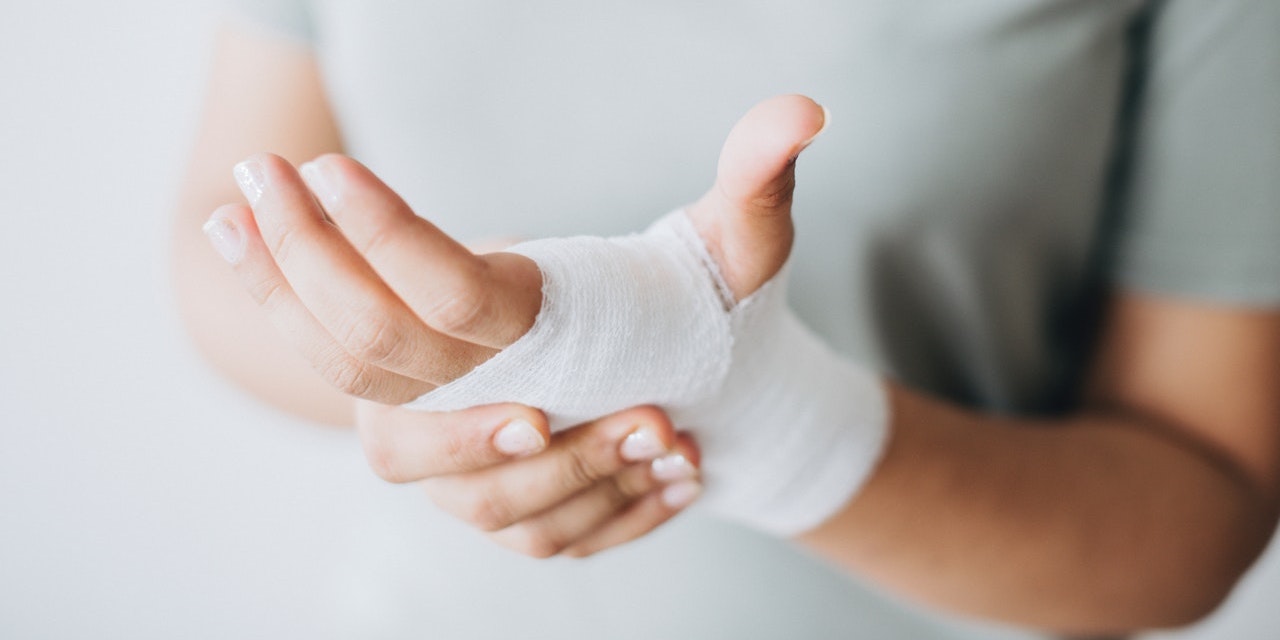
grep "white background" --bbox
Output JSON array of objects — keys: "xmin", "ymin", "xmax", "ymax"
[{"xmin": 0, "ymin": 1, "xmax": 1277, "ymax": 637}]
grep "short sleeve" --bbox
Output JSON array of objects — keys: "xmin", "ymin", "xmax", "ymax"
[
  {"xmin": 1112, "ymin": 0, "xmax": 1280, "ymax": 305},
  {"xmin": 225, "ymin": 0, "xmax": 315, "ymax": 43}
]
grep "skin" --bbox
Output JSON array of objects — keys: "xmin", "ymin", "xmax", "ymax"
[
  {"xmin": 174, "ymin": 23, "xmax": 1280, "ymax": 636},
  {"xmin": 175, "ymin": 24, "xmax": 707, "ymax": 556}
]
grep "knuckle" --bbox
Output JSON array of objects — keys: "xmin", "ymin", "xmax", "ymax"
[
  {"xmin": 323, "ymin": 358, "xmax": 378, "ymax": 399},
  {"xmin": 357, "ymin": 216, "xmax": 408, "ymax": 259},
  {"xmin": 337, "ymin": 307, "xmax": 400, "ymax": 364},
  {"xmin": 609, "ymin": 467, "xmax": 654, "ymax": 502},
  {"xmin": 750, "ymin": 174, "xmax": 796, "ymax": 212},
  {"xmin": 265, "ymin": 221, "xmax": 303, "ymax": 265},
  {"xmin": 466, "ymin": 487, "xmax": 518, "ymax": 532},
  {"xmin": 244, "ymin": 274, "xmax": 287, "ymax": 309},
  {"xmin": 366, "ymin": 450, "xmax": 403, "ymax": 483},
  {"xmin": 560, "ymin": 446, "xmax": 608, "ymax": 493},
  {"xmin": 422, "ymin": 272, "xmax": 491, "ymax": 336},
  {"xmin": 441, "ymin": 428, "xmax": 482, "ymax": 472}
]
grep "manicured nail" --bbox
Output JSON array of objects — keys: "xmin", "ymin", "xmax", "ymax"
[
  {"xmin": 798, "ymin": 104, "xmax": 830, "ymax": 152},
  {"xmin": 661, "ymin": 481, "xmax": 702, "ymax": 509},
  {"xmin": 233, "ymin": 159, "xmax": 267, "ymax": 205},
  {"xmin": 494, "ymin": 419, "xmax": 545, "ymax": 457},
  {"xmin": 299, "ymin": 160, "xmax": 340, "ymax": 208},
  {"xmin": 202, "ymin": 210, "xmax": 245, "ymax": 265},
  {"xmin": 620, "ymin": 427, "xmax": 667, "ymax": 462},
  {"xmin": 651, "ymin": 453, "xmax": 697, "ymax": 482}
]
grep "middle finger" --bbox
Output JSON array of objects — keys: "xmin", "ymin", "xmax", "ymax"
[{"xmin": 234, "ymin": 153, "xmax": 493, "ymax": 385}]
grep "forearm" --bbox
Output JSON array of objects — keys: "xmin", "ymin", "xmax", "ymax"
[{"xmin": 800, "ymin": 383, "xmax": 1278, "ymax": 635}]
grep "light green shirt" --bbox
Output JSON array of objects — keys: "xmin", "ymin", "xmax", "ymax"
[{"xmin": 228, "ymin": 0, "xmax": 1280, "ymax": 637}]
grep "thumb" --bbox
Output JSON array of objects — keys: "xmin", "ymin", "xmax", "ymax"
[{"xmin": 687, "ymin": 94, "xmax": 828, "ymax": 301}]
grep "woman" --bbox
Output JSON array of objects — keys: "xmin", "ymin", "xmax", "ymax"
[{"xmin": 173, "ymin": 0, "xmax": 1280, "ymax": 637}]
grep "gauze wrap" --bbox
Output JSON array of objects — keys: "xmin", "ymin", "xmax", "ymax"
[{"xmin": 405, "ymin": 210, "xmax": 888, "ymax": 535}]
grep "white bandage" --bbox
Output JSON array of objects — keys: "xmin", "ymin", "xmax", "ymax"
[{"xmin": 406, "ymin": 211, "xmax": 888, "ymax": 535}]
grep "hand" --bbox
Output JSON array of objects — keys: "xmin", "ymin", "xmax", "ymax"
[
  {"xmin": 201, "ymin": 94, "xmax": 827, "ymax": 546},
  {"xmin": 356, "ymin": 401, "xmax": 703, "ymax": 558},
  {"xmin": 201, "ymin": 94, "xmax": 824, "ymax": 402},
  {"xmin": 202, "ymin": 150, "xmax": 540, "ymax": 404}
]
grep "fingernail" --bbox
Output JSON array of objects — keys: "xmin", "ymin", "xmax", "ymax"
[
  {"xmin": 651, "ymin": 453, "xmax": 697, "ymax": 482},
  {"xmin": 300, "ymin": 160, "xmax": 340, "ymax": 208},
  {"xmin": 202, "ymin": 210, "xmax": 245, "ymax": 265},
  {"xmin": 233, "ymin": 159, "xmax": 267, "ymax": 205},
  {"xmin": 620, "ymin": 427, "xmax": 667, "ymax": 462},
  {"xmin": 798, "ymin": 104, "xmax": 830, "ymax": 152},
  {"xmin": 494, "ymin": 419, "xmax": 545, "ymax": 457},
  {"xmin": 661, "ymin": 481, "xmax": 702, "ymax": 509}
]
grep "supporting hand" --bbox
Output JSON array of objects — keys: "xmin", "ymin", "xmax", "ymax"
[{"xmin": 356, "ymin": 401, "xmax": 702, "ymax": 558}]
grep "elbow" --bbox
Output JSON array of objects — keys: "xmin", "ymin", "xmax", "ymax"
[
  {"xmin": 1150, "ymin": 488, "xmax": 1280, "ymax": 631},
  {"xmin": 1075, "ymin": 519, "xmax": 1274, "ymax": 635},
  {"xmin": 1143, "ymin": 576, "xmax": 1237, "ymax": 632},
  {"xmin": 1156, "ymin": 538, "xmax": 1267, "ymax": 630},
  {"xmin": 1055, "ymin": 568, "xmax": 1240, "ymax": 637}
]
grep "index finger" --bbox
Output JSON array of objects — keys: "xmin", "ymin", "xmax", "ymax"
[{"xmin": 356, "ymin": 401, "xmax": 551, "ymax": 483}]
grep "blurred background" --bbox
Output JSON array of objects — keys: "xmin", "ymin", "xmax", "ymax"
[{"xmin": 1, "ymin": 1, "xmax": 1277, "ymax": 637}]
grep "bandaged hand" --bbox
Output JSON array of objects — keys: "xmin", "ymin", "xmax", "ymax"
[
  {"xmin": 410, "ymin": 96, "xmax": 887, "ymax": 534},
  {"xmin": 206, "ymin": 94, "xmax": 887, "ymax": 538}
]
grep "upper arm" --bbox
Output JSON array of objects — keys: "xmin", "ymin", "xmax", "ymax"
[
  {"xmin": 171, "ymin": 20, "xmax": 353, "ymax": 425},
  {"xmin": 1086, "ymin": 0, "xmax": 1280, "ymax": 501},
  {"xmin": 1086, "ymin": 292, "xmax": 1280, "ymax": 504}
]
